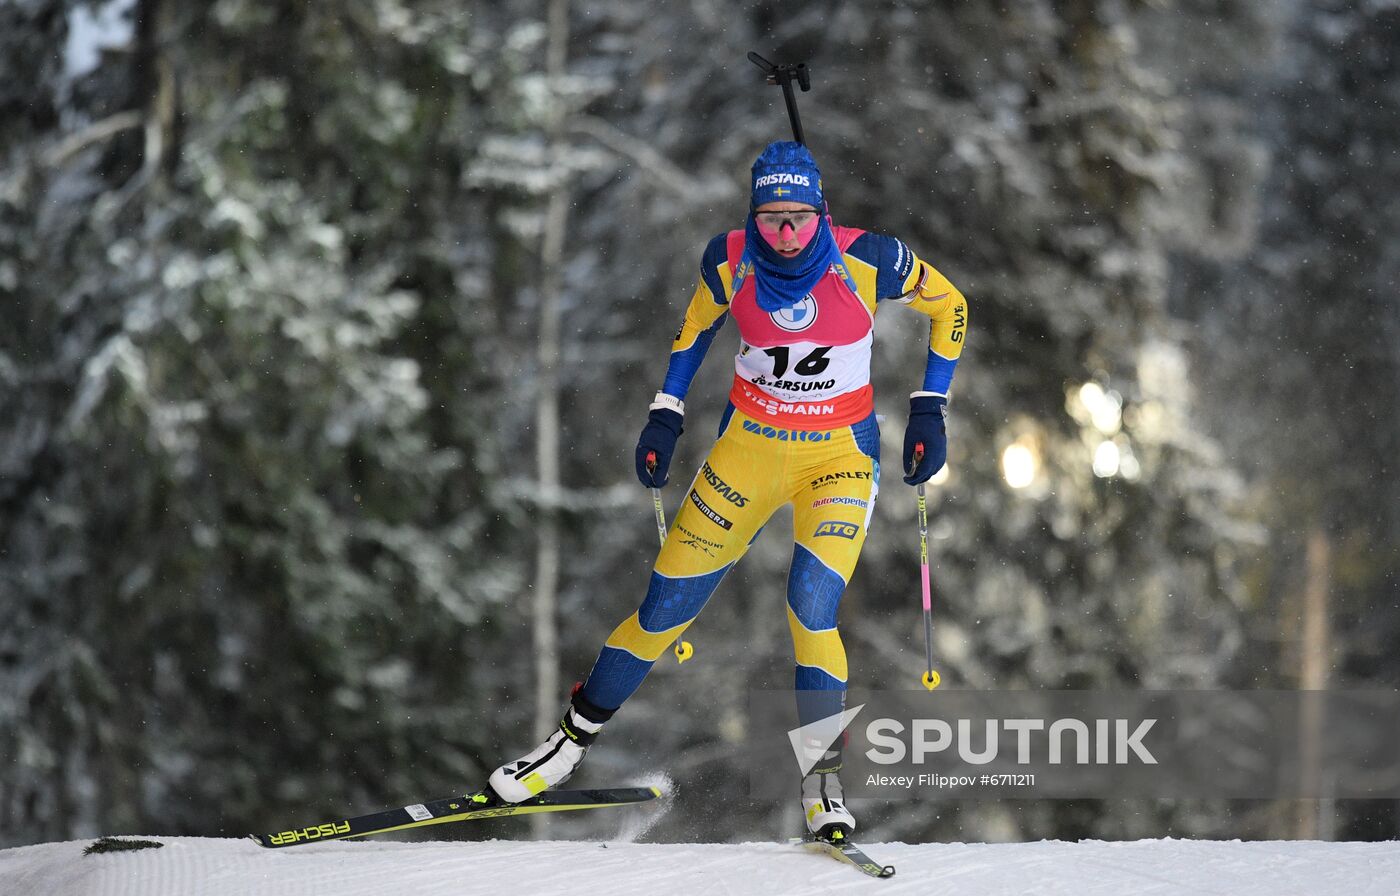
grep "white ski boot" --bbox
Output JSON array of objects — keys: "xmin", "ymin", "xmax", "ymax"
[
  {"xmin": 488, "ymin": 700, "xmax": 608, "ymax": 803},
  {"xmin": 802, "ymin": 746, "xmax": 856, "ymax": 839}
]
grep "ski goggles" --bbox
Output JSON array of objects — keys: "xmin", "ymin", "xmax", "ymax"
[{"xmin": 753, "ymin": 209, "xmax": 820, "ymax": 234}]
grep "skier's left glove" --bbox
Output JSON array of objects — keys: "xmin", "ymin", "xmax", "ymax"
[
  {"xmin": 635, "ymin": 394, "xmax": 685, "ymax": 487},
  {"xmin": 902, "ymin": 393, "xmax": 948, "ymax": 485}
]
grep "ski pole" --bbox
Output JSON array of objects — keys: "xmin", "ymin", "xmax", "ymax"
[
  {"xmin": 747, "ymin": 52, "xmax": 812, "ymax": 145},
  {"xmin": 913, "ymin": 443, "xmax": 941, "ymax": 690},
  {"xmin": 645, "ymin": 451, "xmax": 694, "ymax": 663}
]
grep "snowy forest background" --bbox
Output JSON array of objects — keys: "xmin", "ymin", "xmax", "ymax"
[{"xmin": 2, "ymin": 0, "xmax": 1397, "ymax": 849}]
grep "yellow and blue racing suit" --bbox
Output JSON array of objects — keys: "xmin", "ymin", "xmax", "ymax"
[{"xmin": 577, "ymin": 225, "xmax": 967, "ymax": 722}]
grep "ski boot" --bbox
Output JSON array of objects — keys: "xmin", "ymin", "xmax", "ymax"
[
  {"xmin": 487, "ymin": 692, "xmax": 614, "ymax": 804},
  {"xmin": 801, "ymin": 745, "xmax": 856, "ymax": 840}
]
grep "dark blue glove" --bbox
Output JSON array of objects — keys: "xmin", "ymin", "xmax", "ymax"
[
  {"xmin": 635, "ymin": 408, "xmax": 684, "ymax": 487},
  {"xmin": 902, "ymin": 395, "xmax": 947, "ymax": 485}
]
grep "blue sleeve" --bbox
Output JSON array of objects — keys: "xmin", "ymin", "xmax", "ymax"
[
  {"xmin": 660, "ymin": 317, "xmax": 727, "ymax": 398},
  {"xmin": 923, "ymin": 350, "xmax": 958, "ymax": 395}
]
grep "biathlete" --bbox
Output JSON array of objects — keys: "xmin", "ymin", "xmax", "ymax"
[{"xmin": 489, "ymin": 141, "xmax": 968, "ymax": 839}]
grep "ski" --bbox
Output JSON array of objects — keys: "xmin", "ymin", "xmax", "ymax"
[
  {"xmin": 251, "ymin": 785, "xmax": 661, "ymax": 848},
  {"xmin": 791, "ymin": 833, "xmax": 897, "ymax": 879}
]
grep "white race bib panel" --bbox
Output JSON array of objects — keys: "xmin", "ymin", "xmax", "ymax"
[{"xmin": 733, "ymin": 334, "xmax": 873, "ymax": 406}]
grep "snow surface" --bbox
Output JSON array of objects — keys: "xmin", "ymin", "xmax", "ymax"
[{"xmin": 2, "ymin": 836, "xmax": 1399, "ymax": 896}]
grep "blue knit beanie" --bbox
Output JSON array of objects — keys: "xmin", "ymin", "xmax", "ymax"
[{"xmin": 750, "ymin": 141, "xmax": 824, "ymax": 209}]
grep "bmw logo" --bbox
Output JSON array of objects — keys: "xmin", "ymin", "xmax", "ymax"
[{"xmin": 770, "ymin": 295, "xmax": 818, "ymax": 332}]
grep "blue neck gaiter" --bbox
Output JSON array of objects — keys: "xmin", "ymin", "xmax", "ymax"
[{"xmin": 743, "ymin": 214, "xmax": 844, "ymax": 312}]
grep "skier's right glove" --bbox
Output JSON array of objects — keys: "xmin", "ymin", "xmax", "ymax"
[{"xmin": 635, "ymin": 401, "xmax": 684, "ymax": 487}]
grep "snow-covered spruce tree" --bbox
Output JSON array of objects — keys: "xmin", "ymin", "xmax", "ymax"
[{"xmin": 0, "ymin": 0, "xmax": 522, "ymax": 843}]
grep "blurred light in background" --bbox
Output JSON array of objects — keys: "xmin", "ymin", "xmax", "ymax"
[
  {"xmin": 1079, "ymin": 381, "xmax": 1123, "ymax": 435},
  {"xmin": 1119, "ymin": 448, "xmax": 1141, "ymax": 481},
  {"xmin": 1093, "ymin": 439, "xmax": 1120, "ymax": 478},
  {"xmin": 1001, "ymin": 438, "xmax": 1040, "ymax": 489},
  {"xmin": 1092, "ymin": 437, "xmax": 1142, "ymax": 481}
]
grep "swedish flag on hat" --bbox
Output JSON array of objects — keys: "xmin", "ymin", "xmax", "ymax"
[{"xmin": 751, "ymin": 141, "xmax": 824, "ymax": 209}]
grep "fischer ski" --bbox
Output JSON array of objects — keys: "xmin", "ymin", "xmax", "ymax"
[
  {"xmin": 791, "ymin": 833, "xmax": 897, "ymax": 879},
  {"xmin": 252, "ymin": 785, "xmax": 661, "ymax": 848}
]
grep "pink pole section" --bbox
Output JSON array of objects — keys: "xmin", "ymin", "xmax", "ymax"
[{"xmin": 916, "ymin": 472, "xmax": 940, "ymax": 689}]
